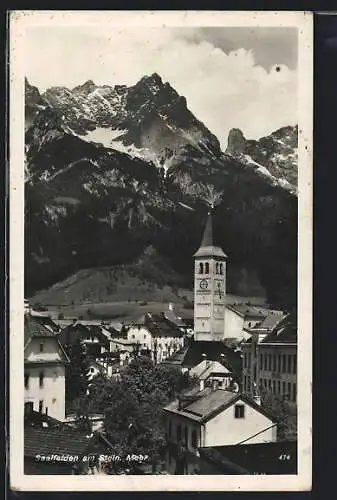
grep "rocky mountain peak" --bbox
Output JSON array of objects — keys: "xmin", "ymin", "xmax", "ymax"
[
  {"xmin": 72, "ymin": 80, "xmax": 97, "ymax": 95},
  {"xmin": 226, "ymin": 128, "xmax": 246, "ymax": 155}
]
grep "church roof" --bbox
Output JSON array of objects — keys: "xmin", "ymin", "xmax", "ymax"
[
  {"xmin": 194, "ymin": 212, "xmax": 227, "ymax": 259},
  {"xmin": 162, "ymin": 339, "xmax": 242, "ymax": 378}
]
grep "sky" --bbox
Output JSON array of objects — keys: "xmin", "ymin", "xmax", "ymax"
[{"xmin": 25, "ymin": 26, "xmax": 298, "ymax": 147}]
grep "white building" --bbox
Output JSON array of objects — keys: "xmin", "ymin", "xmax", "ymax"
[
  {"xmin": 126, "ymin": 313, "xmax": 185, "ymax": 363},
  {"xmin": 193, "ymin": 212, "xmax": 227, "ymax": 342},
  {"xmin": 163, "ymin": 388, "xmax": 277, "ymax": 474},
  {"xmin": 24, "ymin": 314, "xmax": 69, "ymax": 421},
  {"xmin": 242, "ymin": 313, "xmax": 297, "ymax": 403},
  {"xmin": 190, "ymin": 359, "xmax": 233, "ymax": 391}
]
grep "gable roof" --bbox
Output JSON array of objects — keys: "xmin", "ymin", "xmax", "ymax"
[
  {"xmin": 163, "ymin": 339, "xmax": 242, "ymax": 377},
  {"xmin": 163, "ymin": 389, "xmax": 276, "ymax": 424},
  {"xmin": 132, "ymin": 313, "xmax": 184, "ymax": 339},
  {"xmin": 199, "ymin": 441, "xmax": 297, "ymax": 475},
  {"xmin": 24, "ymin": 315, "xmax": 56, "ymax": 347},
  {"xmin": 191, "ymin": 360, "xmax": 231, "ymax": 380}
]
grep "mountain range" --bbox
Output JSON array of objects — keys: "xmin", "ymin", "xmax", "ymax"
[{"xmin": 25, "ymin": 73, "xmax": 298, "ymax": 310}]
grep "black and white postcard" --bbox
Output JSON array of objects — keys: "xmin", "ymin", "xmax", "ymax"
[{"xmin": 9, "ymin": 10, "xmax": 312, "ymax": 491}]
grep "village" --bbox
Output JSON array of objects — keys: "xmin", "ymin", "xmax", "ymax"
[{"xmin": 24, "ymin": 212, "xmax": 298, "ymax": 475}]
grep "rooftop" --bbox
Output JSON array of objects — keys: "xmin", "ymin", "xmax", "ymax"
[
  {"xmin": 261, "ymin": 313, "xmax": 297, "ymax": 344},
  {"xmin": 132, "ymin": 312, "xmax": 184, "ymax": 339},
  {"xmin": 199, "ymin": 441, "xmax": 297, "ymax": 475},
  {"xmin": 164, "ymin": 389, "xmax": 276, "ymax": 424},
  {"xmin": 163, "ymin": 339, "xmax": 242, "ymax": 376},
  {"xmin": 24, "ymin": 426, "xmax": 98, "ymax": 458},
  {"xmin": 24, "ymin": 315, "xmax": 56, "ymax": 346}
]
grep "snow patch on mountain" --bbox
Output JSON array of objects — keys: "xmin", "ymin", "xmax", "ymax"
[{"xmin": 79, "ymin": 128, "xmax": 128, "ymax": 147}]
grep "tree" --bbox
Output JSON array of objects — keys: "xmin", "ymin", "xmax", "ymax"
[
  {"xmin": 261, "ymin": 390, "xmax": 297, "ymax": 441},
  {"xmin": 91, "ymin": 357, "xmax": 197, "ymax": 474},
  {"xmin": 65, "ymin": 338, "xmax": 90, "ymax": 407}
]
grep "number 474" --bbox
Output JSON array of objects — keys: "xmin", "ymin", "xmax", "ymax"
[{"xmin": 278, "ymin": 454, "xmax": 291, "ymax": 461}]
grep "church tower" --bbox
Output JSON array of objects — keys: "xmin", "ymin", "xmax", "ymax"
[{"xmin": 193, "ymin": 212, "xmax": 227, "ymax": 341}]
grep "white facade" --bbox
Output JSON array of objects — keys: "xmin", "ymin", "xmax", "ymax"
[
  {"xmin": 126, "ymin": 325, "xmax": 184, "ymax": 363},
  {"xmin": 194, "ymin": 257, "xmax": 226, "ymax": 342},
  {"xmin": 164, "ymin": 393, "xmax": 276, "ymax": 474},
  {"xmin": 242, "ymin": 335, "xmax": 297, "ymax": 403},
  {"xmin": 24, "ymin": 337, "xmax": 67, "ymax": 421},
  {"xmin": 224, "ymin": 306, "xmax": 245, "ymax": 340}
]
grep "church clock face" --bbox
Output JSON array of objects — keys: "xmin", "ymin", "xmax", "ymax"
[{"xmin": 199, "ymin": 279, "xmax": 208, "ymax": 290}]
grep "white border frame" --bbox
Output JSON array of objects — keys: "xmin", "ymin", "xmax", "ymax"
[{"xmin": 9, "ymin": 10, "xmax": 313, "ymax": 491}]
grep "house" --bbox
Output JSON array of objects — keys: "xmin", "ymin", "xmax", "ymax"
[
  {"xmin": 24, "ymin": 314, "xmax": 70, "ymax": 421},
  {"xmin": 162, "ymin": 338, "xmax": 242, "ymax": 383},
  {"xmin": 126, "ymin": 312, "xmax": 185, "ymax": 363},
  {"xmin": 242, "ymin": 313, "xmax": 297, "ymax": 403},
  {"xmin": 224, "ymin": 304, "xmax": 284, "ymax": 342},
  {"xmin": 58, "ymin": 321, "xmax": 110, "ymax": 357},
  {"xmin": 163, "ymin": 388, "xmax": 277, "ymax": 474},
  {"xmin": 24, "ymin": 423, "xmax": 108, "ymax": 475},
  {"xmin": 198, "ymin": 440, "xmax": 297, "ymax": 475},
  {"xmin": 190, "ymin": 359, "xmax": 233, "ymax": 391}
]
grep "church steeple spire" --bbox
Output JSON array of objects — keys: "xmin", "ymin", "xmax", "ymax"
[{"xmin": 194, "ymin": 211, "xmax": 227, "ymax": 259}]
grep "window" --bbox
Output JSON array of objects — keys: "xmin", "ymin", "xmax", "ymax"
[
  {"xmin": 282, "ymin": 355, "xmax": 286, "ymax": 372},
  {"xmin": 264, "ymin": 354, "xmax": 267, "ymax": 371},
  {"xmin": 45, "ymin": 407, "xmax": 48, "ymax": 416},
  {"xmin": 39, "ymin": 372, "xmax": 44, "ymax": 388},
  {"xmin": 282, "ymin": 381, "xmax": 286, "ymax": 395},
  {"xmin": 205, "ymin": 262, "xmax": 209, "ymax": 274},
  {"xmin": 293, "ymin": 382, "xmax": 297, "ymax": 402},
  {"xmin": 199, "ymin": 263, "xmax": 204, "ymax": 274},
  {"xmin": 39, "ymin": 400, "xmax": 43, "ymax": 413},
  {"xmin": 248, "ymin": 353, "xmax": 251, "ymax": 369},
  {"xmin": 24, "ymin": 373, "xmax": 29, "ymax": 389},
  {"xmin": 293, "ymin": 354, "xmax": 297, "ymax": 374},
  {"xmin": 132, "ymin": 334, "xmax": 135, "ymax": 339},
  {"xmin": 184, "ymin": 426, "xmax": 188, "ymax": 446},
  {"xmin": 234, "ymin": 404, "xmax": 245, "ymax": 418},
  {"xmin": 278, "ymin": 355, "xmax": 281, "ymax": 372},
  {"xmin": 177, "ymin": 424, "xmax": 182, "ymax": 442},
  {"xmin": 215, "ymin": 262, "xmax": 219, "ymax": 274},
  {"xmin": 52, "ymin": 398, "xmax": 57, "ymax": 404},
  {"xmin": 287, "ymin": 355, "xmax": 291, "ymax": 373},
  {"xmin": 247, "ymin": 376, "xmax": 251, "ymax": 391},
  {"xmin": 260, "ymin": 354, "xmax": 263, "ymax": 369},
  {"xmin": 277, "ymin": 380, "xmax": 281, "ymax": 395},
  {"xmin": 268, "ymin": 379, "xmax": 272, "ymax": 390},
  {"xmin": 39, "ymin": 342, "xmax": 44, "ymax": 353},
  {"xmin": 191, "ymin": 429, "xmax": 197, "ymax": 448},
  {"xmin": 272, "ymin": 380, "xmax": 276, "ymax": 393},
  {"xmin": 220, "ymin": 263, "xmax": 224, "ymax": 275},
  {"xmin": 24, "ymin": 402, "xmax": 34, "ymax": 415},
  {"xmin": 144, "ymin": 334, "xmax": 147, "ymax": 339},
  {"xmin": 287, "ymin": 382, "xmax": 291, "ymax": 398}
]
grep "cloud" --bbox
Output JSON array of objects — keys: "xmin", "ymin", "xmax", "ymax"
[{"xmin": 25, "ymin": 26, "xmax": 297, "ymax": 147}]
